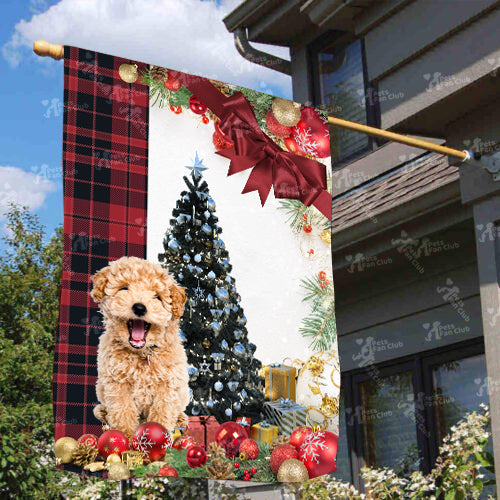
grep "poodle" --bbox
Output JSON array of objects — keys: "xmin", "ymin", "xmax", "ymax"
[{"xmin": 91, "ymin": 256, "xmax": 189, "ymax": 439}]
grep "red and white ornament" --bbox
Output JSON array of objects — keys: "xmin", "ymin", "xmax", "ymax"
[
  {"xmin": 132, "ymin": 421, "xmax": 172, "ymax": 462},
  {"xmin": 299, "ymin": 430, "xmax": 338, "ymax": 478},
  {"xmin": 189, "ymin": 95, "xmax": 207, "ymax": 115},
  {"xmin": 291, "ymin": 107, "xmax": 330, "ymax": 158},
  {"xmin": 78, "ymin": 433, "xmax": 98, "ymax": 448},
  {"xmin": 97, "ymin": 429, "xmax": 129, "ymax": 459},
  {"xmin": 172, "ymin": 435, "xmax": 197, "ymax": 451},
  {"xmin": 265, "ymin": 109, "xmax": 292, "ymax": 138}
]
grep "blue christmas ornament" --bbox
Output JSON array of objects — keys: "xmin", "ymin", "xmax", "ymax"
[
  {"xmin": 223, "ymin": 306, "xmax": 231, "ymax": 317},
  {"xmin": 202, "ymin": 224, "xmax": 212, "ymax": 235},
  {"xmin": 215, "ymin": 288, "xmax": 229, "ymax": 302},
  {"xmin": 233, "ymin": 330, "xmax": 243, "ymax": 340},
  {"xmin": 179, "ymin": 330, "xmax": 186, "ymax": 343},
  {"xmin": 221, "ymin": 339, "xmax": 228, "ymax": 350},
  {"xmin": 225, "ymin": 276, "xmax": 232, "ymax": 284},
  {"xmin": 182, "ymin": 194, "xmax": 190, "ymax": 202},
  {"xmin": 233, "ymin": 343, "xmax": 245, "ymax": 356},
  {"xmin": 206, "ymin": 294, "xmax": 214, "ymax": 305},
  {"xmin": 222, "ymin": 259, "xmax": 229, "ymax": 269},
  {"xmin": 208, "ymin": 271, "xmax": 216, "ymax": 279},
  {"xmin": 185, "ymin": 233, "xmax": 192, "ymax": 242},
  {"xmin": 188, "ymin": 366, "xmax": 198, "ymax": 380},
  {"xmin": 228, "ymin": 381, "xmax": 238, "ymax": 391},
  {"xmin": 183, "ymin": 254, "xmax": 190, "ymax": 263},
  {"xmin": 178, "ymin": 273, "xmax": 184, "ymax": 281},
  {"xmin": 194, "ymin": 254, "xmax": 202, "ymax": 263},
  {"xmin": 248, "ymin": 343, "xmax": 257, "ymax": 355},
  {"xmin": 237, "ymin": 315, "xmax": 247, "ymax": 325},
  {"xmin": 241, "ymin": 389, "xmax": 247, "ymax": 399},
  {"xmin": 211, "ymin": 321, "xmax": 221, "ymax": 336},
  {"xmin": 207, "ymin": 198, "xmax": 216, "ymax": 211},
  {"xmin": 191, "ymin": 405, "xmax": 201, "ymax": 416},
  {"xmin": 195, "ymin": 266, "xmax": 202, "ymax": 274},
  {"xmin": 234, "ymin": 402, "xmax": 241, "ymax": 411},
  {"xmin": 168, "ymin": 239, "xmax": 180, "ymax": 252},
  {"xmin": 210, "ymin": 309, "xmax": 223, "ymax": 319},
  {"xmin": 225, "ymin": 408, "xmax": 233, "ymax": 417},
  {"xmin": 203, "ymin": 210, "xmax": 211, "ymax": 219},
  {"xmin": 176, "ymin": 214, "xmax": 192, "ymax": 224},
  {"xmin": 207, "ymin": 398, "xmax": 215, "ymax": 409},
  {"xmin": 214, "ymin": 381, "xmax": 223, "ymax": 392}
]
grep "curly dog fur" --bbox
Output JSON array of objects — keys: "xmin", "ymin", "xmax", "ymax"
[{"xmin": 91, "ymin": 256, "xmax": 189, "ymax": 438}]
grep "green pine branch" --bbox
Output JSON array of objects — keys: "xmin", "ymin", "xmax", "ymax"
[
  {"xmin": 140, "ymin": 68, "xmax": 192, "ymax": 109},
  {"xmin": 278, "ymin": 199, "xmax": 330, "ymax": 232}
]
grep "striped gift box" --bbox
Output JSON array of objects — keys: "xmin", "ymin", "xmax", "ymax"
[{"xmin": 263, "ymin": 398, "xmax": 307, "ymax": 435}]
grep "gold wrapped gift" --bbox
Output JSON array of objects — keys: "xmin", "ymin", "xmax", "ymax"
[
  {"xmin": 262, "ymin": 364, "xmax": 296, "ymax": 400},
  {"xmin": 250, "ymin": 420, "xmax": 279, "ymax": 444}
]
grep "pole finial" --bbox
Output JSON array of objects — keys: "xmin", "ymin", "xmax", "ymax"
[{"xmin": 33, "ymin": 40, "xmax": 64, "ymax": 60}]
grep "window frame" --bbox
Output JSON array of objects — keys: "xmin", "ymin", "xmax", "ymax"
[
  {"xmin": 338, "ymin": 337, "xmax": 486, "ymax": 491},
  {"xmin": 308, "ymin": 31, "xmax": 383, "ymax": 167}
]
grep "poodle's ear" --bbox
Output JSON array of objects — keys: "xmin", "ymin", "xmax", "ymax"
[
  {"xmin": 91, "ymin": 265, "xmax": 111, "ymax": 303},
  {"xmin": 170, "ymin": 282, "xmax": 186, "ymax": 319}
]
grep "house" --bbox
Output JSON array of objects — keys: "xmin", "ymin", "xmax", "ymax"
[{"xmin": 223, "ymin": 0, "xmax": 500, "ymax": 494}]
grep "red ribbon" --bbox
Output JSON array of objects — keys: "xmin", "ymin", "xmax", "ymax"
[{"xmin": 169, "ymin": 72, "xmax": 332, "ymax": 220}]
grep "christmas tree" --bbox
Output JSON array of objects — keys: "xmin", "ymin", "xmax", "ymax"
[{"xmin": 158, "ymin": 153, "xmax": 265, "ymax": 423}]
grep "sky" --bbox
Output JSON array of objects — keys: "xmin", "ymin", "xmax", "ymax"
[{"xmin": 0, "ymin": 0, "xmax": 291, "ymax": 245}]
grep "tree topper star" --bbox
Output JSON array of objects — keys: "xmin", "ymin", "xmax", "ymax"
[{"xmin": 185, "ymin": 152, "xmax": 208, "ymax": 180}]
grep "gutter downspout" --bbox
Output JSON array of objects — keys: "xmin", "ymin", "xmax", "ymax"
[{"xmin": 234, "ymin": 28, "xmax": 291, "ymax": 75}]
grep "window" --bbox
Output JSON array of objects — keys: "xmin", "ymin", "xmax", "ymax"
[
  {"xmin": 310, "ymin": 34, "xmax": 380, "ymax": 164},
  {"xmin": 335, "ymin": 340, "xmax": 489, "ymax": 490}
]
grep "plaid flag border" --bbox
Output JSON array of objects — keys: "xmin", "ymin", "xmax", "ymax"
[{"xmin": 54, "ymin": 47, "xmax": 149, "ymax": 449}]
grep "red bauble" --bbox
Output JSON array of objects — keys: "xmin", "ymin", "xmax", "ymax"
[
  {"xmin": 291, "ymin": 107, "xmax": 330, "ymax": 158},
  {"xmin": 212, "ymin": 121, "xmax": 234, "ymax": 151},
  {"xmin": 78, "ymin": 433, "xmax": 98, "ymax": 448},
  {"xmin": 318, "ymin": 271, "xmax": 327, "ymax": 281},
  {"xmin": 186, "ymin": 445, "xmax": 207, "ymax": 468},
  {"xmin": 172, "ymin": 435, "xmax": 197, "ymax": 451},
  {"xmin": 202, "ymin": 115, "xmax": 209, "ymax": 124},
  {"xmin": 215, "ymin": 422, "xmax": 247, "ymax": 458},
  {"xmin": 270, "ymin": 444, "xmax": 299, "ymax": 474},
  {"xmin": 283, "ymin": 136, "xmax": 304, "ymax": 156},
  {"xmin": 289, "ymin": 426, "xmax": 313, "ymax": 451},
  {"xmin": 239, "ymin": 438, "xmax": 259, "ymax": 460},
  {"xmin": 189, "ymin": 95, "xmax": 207, "ymax": 115},
  {"xmin": 132, "ymin": 422, "xmax": 172, "ymax": 462},
  {"xmin": 164, "ymin": 73, "xmax": 181, "ymax": 91},
  {"xmin": 299, "ymin": 430, "xmax": 338, "ymax": 478},
  {"xmin": 97, "ymin": 430, "xmax": 129, "ymax": 459},
  {"xmin": 170, "ymin": 105, "xmax": 182, "ymax": 114},
  {"xmin": 159, "ymin": 465, "xmax": 178, "ymax": 477},
  {"xmin": 265, "ymin": 109, "xmax": 292, "ymax": 138}
]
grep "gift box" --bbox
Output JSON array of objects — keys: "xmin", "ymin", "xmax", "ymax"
[
  {"xmin": 172, "ymin": 427, "xmax": 183, "ymax": 441},
  {"xmin": 263, "ymin": 364, "xmax": 296, "ymax": 400},
  {"xmin": 236, "ymin": 417, "xmax": 252, "ymax": 437},
  {"xmin": 263, "ymin": 398, "xmax": 307, "ymax": 435},
  {"xmin": 250, "ymin": 420, "xmax": 278, "ymax": 444},
  {"xmin": 185, "ymin": 416, "xmax": 219, "ymax": 447}
]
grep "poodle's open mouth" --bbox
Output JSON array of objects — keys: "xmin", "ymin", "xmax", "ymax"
[{"xmin": 127, "ymin": 319, "xmax": 151, "ymax": 349}]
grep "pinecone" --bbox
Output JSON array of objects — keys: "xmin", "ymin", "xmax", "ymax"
[
  {"xmin": 270, "ymin": 435, "xmax": 290, "ymax": 452},
  {"xmin": 206, "ymin": 459, "xmax": 236, "ymax": 480},
  {"xmin": 72, "ymin": 444, "xmax": 99, "ymax": 467},
  {"xmin": 207, "ymin": 441, "xmax": 226, "ymax": 460},
  {"xmin": 150, "ymin": 65, "xmax": 168, "ymax": 83}
]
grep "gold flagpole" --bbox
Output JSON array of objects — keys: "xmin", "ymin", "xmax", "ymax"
[{"xmin": 31, "ymin": 39, "xmax": 471, "ymax": 162}]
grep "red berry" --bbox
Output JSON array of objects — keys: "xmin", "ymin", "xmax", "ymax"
[
  {"xmin": 303, "ymin": 224, "xmax": 312, "ymax": 233},
  {"xmin": 244, "ymin": 476, "xmax": 250, "ymax": 481},
  {"xmin": 234, "ymin": 462, "xmax": 240, "ymax": 468},
  {"xmin": 320, "ymin": 283, "xmax": 325, "ymax": 289},
  {"xmin": 170, "ymin": 105, "xmax": 182, "ymax": 114},
  {"xmin": 251, "ymin": 468, "xmax": 257, "ymax": 474},
  {"xmin": 325, "ymin": 279, "xmax": 330, "ymax": 285},
  {"xmin": 202, "ymin": 115, "xmax": 209, "ymax": 124},
  {"xmin": 318, "ymin": 271, "xmax": 327, "ymax": 281},
  {"xmin": 243, "ymin": 470, "xmax": 249, "ymax": 475},
  {"xmin": 302, "ymin": 214, "xmax": 308, "ymax": 220}
]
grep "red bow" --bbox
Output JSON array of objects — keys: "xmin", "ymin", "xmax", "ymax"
[{"xmin": 170, "ymin": 72, "xmax": 332, "ymax": 220}]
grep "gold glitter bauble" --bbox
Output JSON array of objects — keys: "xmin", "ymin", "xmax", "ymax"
[
  {"xmin": 106, "ymin": 453, "xmax": 122, "ymax": 465},
  {"xmin": 272, "ymin": 98, "xmax": 301, "ymax": 127},
  {"xmin": 321, "ymin": 229, "xmax": 331, "ymax": 245},
  {"xmin": 55, "ymin": 437, "xmax": 78, "ymax": 464},
  {"xmin": 108, "ymin": 462, "xmax": 130, "ymax": 480},
  {"xmin": 277, "ymin": 459, "xmax": 309, "ymax": 482},
  {"xmin": 119, "ymin": 63, "xmax": 138, "ymax": 83}
]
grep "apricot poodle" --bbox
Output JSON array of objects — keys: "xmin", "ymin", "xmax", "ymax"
[{"xmin": 91, "ymin": 256, "xmax": 189, "ymax": 439}]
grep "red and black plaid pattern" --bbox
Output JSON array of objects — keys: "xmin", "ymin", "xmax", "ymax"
[{"xmin": 54, "ymin": 47, "xmax": 149, "ymax": 446}]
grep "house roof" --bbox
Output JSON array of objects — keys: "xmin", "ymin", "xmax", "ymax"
[{"xmin": 331, "ymin": 153, "xmax": 460, "ymax": 234}]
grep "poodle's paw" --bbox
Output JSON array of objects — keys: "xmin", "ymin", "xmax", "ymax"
[
  {"xmin": 176, "ymin": 412, "xmax": 188, "ymax": 428},
  {"xmin": 93, "ymin": 404, "xmax": 107, "ymax": 423}
]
